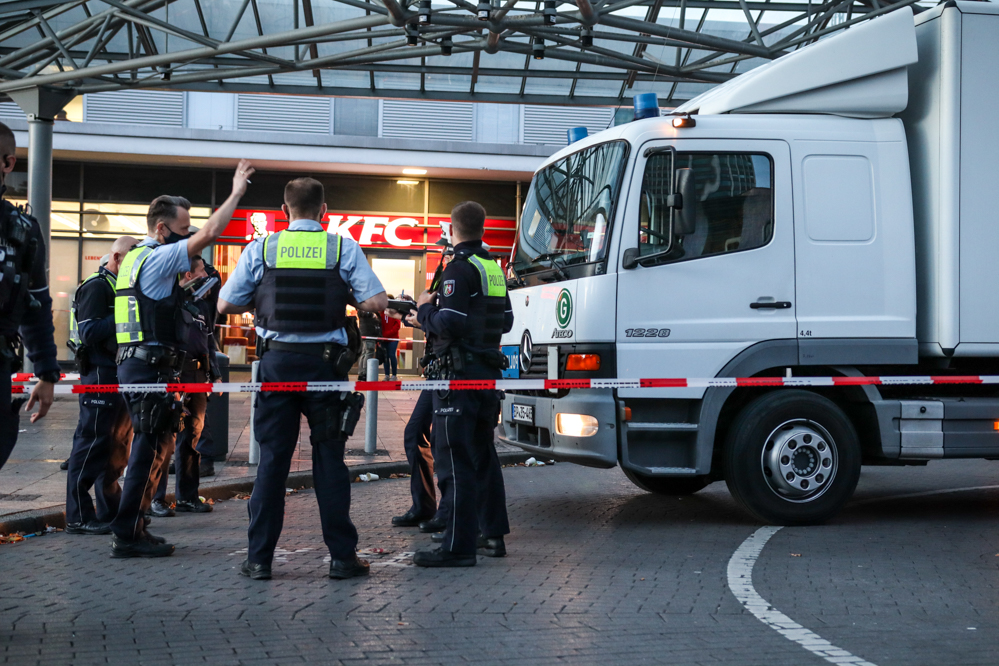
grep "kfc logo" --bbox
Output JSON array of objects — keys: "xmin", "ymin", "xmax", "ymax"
[
  {"xmin": 327, "ymin": 215, "xmax": 419, "ymax": 247},
  {"xmin": 246, "ymin": 212, "xmax": 275, "ymax": 240}
]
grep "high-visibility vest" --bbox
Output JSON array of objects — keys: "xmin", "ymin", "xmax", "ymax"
[
  {"xmin": 69, "ymin": 270, "xmax": 116, "ymax": 345},
  {"xmin": 254, "ymin": 230, "xmax": 351, "ymax": 334},
  {"xmin": 114, "ymin": 245, "xmax": 190, "ymax": 347},
  {"xmin": 431, "ymin": 248, "xmax": 508, "ymax": 357}
]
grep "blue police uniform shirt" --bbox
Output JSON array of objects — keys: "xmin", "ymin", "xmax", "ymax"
[
  {"xmin": 219, "ymin": 219, "xmax": 384, "ymax": 346},
  {"xmin": 135, "ymin": 236, "xmax": 192, "ymax": 300}
]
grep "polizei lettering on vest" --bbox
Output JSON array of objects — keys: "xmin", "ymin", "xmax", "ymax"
[{"xmin": 280, "ymin": 246, "xmax": 323, "ymax": 259}]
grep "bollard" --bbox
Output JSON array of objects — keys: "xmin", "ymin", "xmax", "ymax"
[
  {"xmin": 364, "ymin": 357, "xmax": 378, "ymax": 454},
  {"xmin": 249, "ymin": 359, "xmax": 260, "ymax": 465}
]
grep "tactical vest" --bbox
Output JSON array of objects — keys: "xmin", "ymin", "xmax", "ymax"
[
  {"xmin": 114, "ymin": 244, "xmax": 192, "ymax": 348},
  {"xmin": 254, "ymin": 230, "xmax": 350, "ymax": 333},
  {"xmin": 69, "ymin": 270, "xmax": 117, "ymax": 346},
  {"xmin": 0, "ymin": 199, "xmax": 38, "ymax": 335},
  {"xmin": 433, "ymin": 251, "xmax": 507, "ymax": 357}
]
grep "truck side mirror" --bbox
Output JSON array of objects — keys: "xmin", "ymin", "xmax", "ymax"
[{"xmin": 671, "ymin": 168, "xmax": 697, "ymax": 236}]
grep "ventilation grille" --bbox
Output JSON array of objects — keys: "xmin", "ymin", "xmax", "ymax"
[
  {"xmin": 84, "ymin": 90, "xmax": 185, "ymax": 126},
  {"xmin": 522, "ymin": 105, "xmax": 614, "ymax": 145},
  {"xmin": 381, "ymin": 100, "xmax": 474, "ymax": 142},
  {"xmin": 0, "ymin": 101, "xmax": 24, "ymax": 119},
  {"xmin": 236, "ymin": 94, "xmax": 331, "ymax": 134}
]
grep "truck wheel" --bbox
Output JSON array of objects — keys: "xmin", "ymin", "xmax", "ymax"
[
  {"xmin": 622, "ymin": 468, "xmax": 710, "ymax": 495},
  {"xmin": 724, "ymin": 390, "xmax": 860, "ymax": 525}
]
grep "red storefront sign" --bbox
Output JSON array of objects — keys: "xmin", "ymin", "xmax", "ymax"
[{"xmin": 222, "ymin": 209, "xmax": 515, "ymax": 252}]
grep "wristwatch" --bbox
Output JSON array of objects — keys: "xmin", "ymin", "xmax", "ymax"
[{"xmin": 36, "ymin": 370, "xmax": 61, "ymax": 383}]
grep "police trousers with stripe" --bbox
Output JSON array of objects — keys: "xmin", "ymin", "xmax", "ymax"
[
  {"xmin": 431, "ymin": 387, "xmax": 509, "ymax": 556},
  {"xmin": 154, "ymin": 366, "xmax": 207, "ymax": 504},
  {"xmin": 247, "ymin": 350, "xmax": 358, "ymax": 565},
  {"xmin": 111, "ymin": 356, "xmax": 179, "ymax": 540},
  {"xmin": 66, "ymin": 365, "xmax": 132, "ymax": 525}
]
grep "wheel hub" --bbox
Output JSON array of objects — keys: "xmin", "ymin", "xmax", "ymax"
[{"xmin": 761, "ymin": 420, "xmax": 837, "ymax": 502}]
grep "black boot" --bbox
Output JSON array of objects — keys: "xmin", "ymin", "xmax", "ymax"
[
  {"xmin": 391, "ymin": 510, "xmax": 432, "ymax": 527},
  {"xmin": 239, "ymin": 559, "xmax": 272, "ymax": 580},
  {"xmin": 110, "ymin": 534, "xmax": 174, "ymax": 558},
  {"xmin": 175, "ymin": 498, "xmax": 212, "ymax": 513},
  {"xmin": 418, "ymin": 515, "xmax": 447, "ymax": 533},
  {"xmin": 329, "ymin": 555, "xmax": 370, "ymax": 579},
  {"xmin": 64, "ymin": 521, "xmax": 112, "ymax": 536},
  {"xmin": 477, "ymin": 535, "xmax": 506, "ymax": 557},
  {"xmin": 147, "ymin": 499, "xmax": 174, "ymax": 517},
  {"xmin": 413, "ymin": 547, "xmax": 475, "ymax": 568}
]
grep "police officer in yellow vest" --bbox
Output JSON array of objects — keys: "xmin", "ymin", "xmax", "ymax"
[
  {"xmin": 109, "ymin": 161, "xmax": 255, "ymax": 558},
  {"xmin": 218, "ymin": 177, "xmax": 387, "ymax": 581},
  {"xmin": 64, "ymin": 235, "xmax": 136, "ymax": 536},
  {"xmin": 412, "ymin": 201, "xmax": 514, "ymax": 567}
]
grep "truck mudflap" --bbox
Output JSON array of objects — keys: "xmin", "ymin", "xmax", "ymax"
[{"xmin": 499, "ymin": 389, "xmax": 618, "ymax": 469}]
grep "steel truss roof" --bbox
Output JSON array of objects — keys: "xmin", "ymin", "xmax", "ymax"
[{"xmin": 0, "ymin": 0, "xmax": 925, "ymax": 107}]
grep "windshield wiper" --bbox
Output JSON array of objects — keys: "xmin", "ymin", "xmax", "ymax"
[
  {"xmin": 532, "ymin": 253, "xmax": 570, "ymax": 281},
  {"xmin": 507, "ymin": 262, "xmax": 526, "ymax": 288}
]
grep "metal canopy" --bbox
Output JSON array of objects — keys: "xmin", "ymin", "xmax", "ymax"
[{"xmin": 0, "ymin": 0, "xmax": 925, "ymax": 108}]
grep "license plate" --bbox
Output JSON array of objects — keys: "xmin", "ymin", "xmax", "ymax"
[{"xmin": 512, "ymin": 403, "xmax": 534, "ymax": 425}]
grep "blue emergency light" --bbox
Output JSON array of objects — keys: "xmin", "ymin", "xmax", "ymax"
[
  {"xmin": 633, "ymin": 92, "xmax": 660, "ymax": 120},
  {"xmin": 567, "ymin": 126, "xmax": 588, "ymax": 144}
]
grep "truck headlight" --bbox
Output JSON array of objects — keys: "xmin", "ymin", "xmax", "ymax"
[{"xmin": 555, "ymin": 413, "xmax": 599, "ymax": 437}]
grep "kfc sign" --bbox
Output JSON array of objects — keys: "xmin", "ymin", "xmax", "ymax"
[
  {"xmin": 328, "ymin": 215, "xmax": 419, "ymax": 248},
  {"xmin": 229, "ymin": 211, "xmax": 421, "ymax": 248},
  {"xmin": 246, "ymin": 211, "xmax": 276, "ymax": 240}
]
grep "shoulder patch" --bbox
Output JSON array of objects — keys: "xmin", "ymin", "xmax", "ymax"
[{"xmin": 443, "ymin": 280, "xmax": 455, "ymax": 297}]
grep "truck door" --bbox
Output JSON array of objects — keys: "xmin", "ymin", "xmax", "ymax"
[{"xmin": 616, "ymin": 139, "xmax": 795, "ymax": 394}]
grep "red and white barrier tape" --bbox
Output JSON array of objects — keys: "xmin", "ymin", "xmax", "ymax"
[
  {"xmin": 11, "ymin": 372, "xmax": 80, "ymax": 382},
  {"xmin": 9, "ymin": 375, "xmax": 999, "ymax": 394}
]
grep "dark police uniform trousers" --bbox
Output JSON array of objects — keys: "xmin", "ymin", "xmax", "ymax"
[
  {"xmin": 0, "ymin": 357, "xmax": 23, "ymax": 470},
  {"xmin": 404, "ymin": 390, "xmax": 452, "ymax": 520},
  {"xmin": 66, "ymin": 364, "xmax": 132, "ymax": 525},
  {"xmin": 432, "ymin": 380, "xmax": 509, "ymax": 556},
  {"xmin": 153, "ymin": 362, "xmax": 208, "ymax": 504},
  {"xmin": 248, "ymin": 349, "xmax": 358, "ymax": 565},
  {"xmin": 111, "ymin": 356, "xmax": 180, "ymax": 540}
]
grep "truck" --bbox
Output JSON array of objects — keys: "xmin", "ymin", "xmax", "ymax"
[{"xmin": 499, "ymin": 1, "xmax": 999, "ymax": 525}]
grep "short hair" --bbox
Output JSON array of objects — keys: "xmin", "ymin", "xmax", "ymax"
[
  {"xmin": 284, "ymin": 177, "xmax": 325, "ymax": 220},
  {"xmin": 147, "ymin": 195, "xmax": 191, "ymax": 231},
  {"xmin": 450, "ymin": 201, "xmax": 486, "ymax": 240},
  {"xmin": 189, "ymin": 254, "xmax": 205, "ymax": 270},
  {"xmin": 0, "ymin": 121, "xmax": 15, "ymax": 158}
]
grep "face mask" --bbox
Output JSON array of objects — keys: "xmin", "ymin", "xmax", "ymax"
[{"xmin": 161, "ymin": 223, "xmax": 185, "ymax": 245}]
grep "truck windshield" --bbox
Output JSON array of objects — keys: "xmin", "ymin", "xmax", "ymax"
[{"xmin": 512, "ymin": 140, "xmax": 629, "ymax": 282}]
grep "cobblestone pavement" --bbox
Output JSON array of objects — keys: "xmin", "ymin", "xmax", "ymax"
[{"xmin": 2, "ymin": 460, "xmax": 999, "ymax": 665}]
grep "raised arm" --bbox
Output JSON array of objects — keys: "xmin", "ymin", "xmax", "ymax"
[{"xmin": 187, "ymin": 159, "xmax": 255, "ymax": 258}]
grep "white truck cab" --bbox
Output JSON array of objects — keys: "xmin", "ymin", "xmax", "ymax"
[{"xmin": 499, "ymin": 2, "xmax": 999, "ymax": 524}]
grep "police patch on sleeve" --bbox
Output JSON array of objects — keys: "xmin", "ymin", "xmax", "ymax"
[{"xmin": 443, "ymin": 280, "xmax": 455, "ymax": 297}]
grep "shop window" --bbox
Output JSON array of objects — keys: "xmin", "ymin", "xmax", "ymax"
[
  {"xmin": 428, "ymin": 181, "xmax": 517, "ymax": 218},
  {"xmin": 5, "ymin": 162, "xmax": 78, "ymax": 201},
  {"xmin": 80, "ymin": 202, "xmax": 210, "ymax": 237},
  {"xmin": 84, "ymin": 164, "xmax": 213, "ymax": 204},
  {"xmin": 214, "ymin": 244, "xmax": 256, "ymax": 363},
  {"xmin": 50, "ymin": 239, "xmax": 79, "ymax": 362}
]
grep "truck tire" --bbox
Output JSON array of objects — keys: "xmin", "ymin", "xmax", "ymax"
[
  {"xmin": 622, "ymin": 468, "xmax": 710, "ymax": 495},
  {"xmin": 724, "ymin": 390, "xmax": 860, "ymax": 525}
]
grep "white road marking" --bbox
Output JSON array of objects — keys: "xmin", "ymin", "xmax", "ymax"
[{"xmin": 727, "ymin": 526, "xmax": 878, "ymax": 666}]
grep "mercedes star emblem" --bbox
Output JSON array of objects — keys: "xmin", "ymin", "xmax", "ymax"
[{"xmin": 520, "ymin": 329, "xmax": 533, "ymax": 373}]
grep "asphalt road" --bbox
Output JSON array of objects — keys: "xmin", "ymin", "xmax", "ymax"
[{"xmin": 2, "ymin": 459, "xmax": 998, "ymax": 666}]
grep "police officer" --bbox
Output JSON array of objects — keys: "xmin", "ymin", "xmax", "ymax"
[
  {"xmin": 109, "ymin": 160, "xmax": 255, "ymax": 558},
  {"xmin": 0, "ymin": 122, "xmax": 60, "ymax": 471},
  {"xmin": 389, "ymin": 241, "xmax": 454, "ymax": 533},
  {"xmin": 64, "ymin": 235, "xmax": 137, "ymax": 535},
  {"xmin": 413, "ymin": 201, "xmax": 514, "ymax": 567},
  {"xmin": 218, "ymin": 177, "xmax": 387, "ymax": 581},
  {"xmin": 149, "ymin": 254, "xmax": 218, "ymax": 517}
]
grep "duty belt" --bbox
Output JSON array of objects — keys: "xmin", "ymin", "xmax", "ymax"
[
  {"xmin": 116, "ymin": 345, "xmax": 185, "ymax": 369},
  {"xmin": 259, "ymin": 338, "xmax": 344, "ymax": 363}
]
